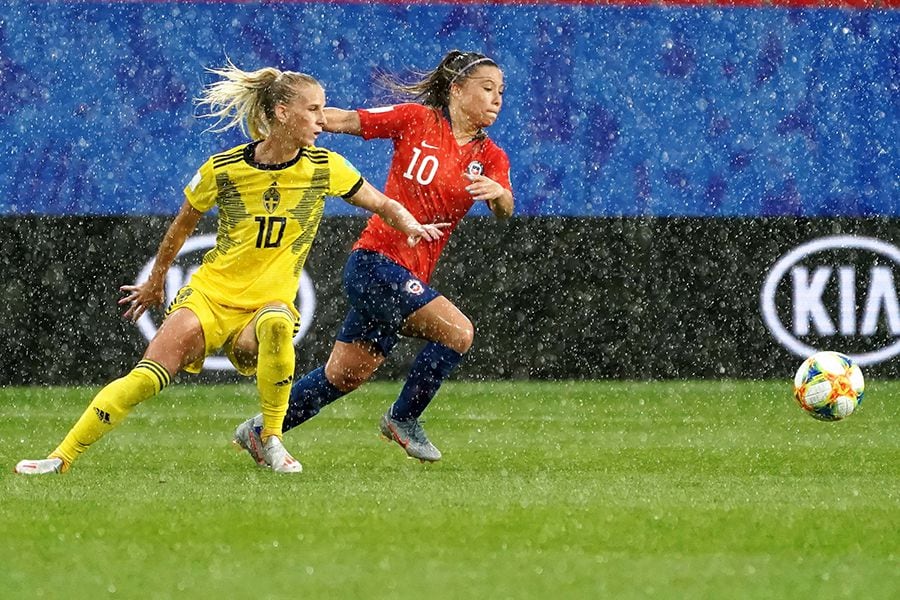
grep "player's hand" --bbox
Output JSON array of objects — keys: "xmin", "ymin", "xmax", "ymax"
[
  {"xmin": 464, "ymin": 172, "xmax": 505, "ymax": 202},
  {"xmin": 118, "ymin": 280, "xmax": 165, "ymax": 323},
  {"xmin": 406, "ymin": 222, "xmax": 450, "ymax": 247}
]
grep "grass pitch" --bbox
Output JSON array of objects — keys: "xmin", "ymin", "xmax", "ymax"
[{"xmin": 1, "ymin": 380, "xmax": 898, "ymax": 599}]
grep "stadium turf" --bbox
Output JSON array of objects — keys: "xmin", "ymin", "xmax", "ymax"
[{"xmin": 2, "ymin": 381, "xmax": 897, "ymax": 599}]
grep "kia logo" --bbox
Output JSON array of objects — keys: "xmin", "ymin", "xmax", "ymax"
[
  {"xmin": 761, "ymin": 235, "xmax": 900, "ymax": 365},
  {"xmin": 134, "ymin": 234, "xmax": 317, "ymax": 371}
]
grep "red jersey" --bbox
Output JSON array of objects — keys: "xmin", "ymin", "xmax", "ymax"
[{"xmin": 353, "ymin": 103, "xmax": 512, "ymax": 283}]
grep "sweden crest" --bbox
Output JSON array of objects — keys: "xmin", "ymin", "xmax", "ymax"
[{"xmin": 263, "ymin": 181, "xmax": 281, "ymax": 214}]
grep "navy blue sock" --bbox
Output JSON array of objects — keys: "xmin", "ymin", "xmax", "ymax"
[
  {"xmin": 390, "ymin": 343, "xmax": 464, "ymax": 421},
  {"xmin": 282, "ymin": 366, "xmax": 346, "ymax": 432}
]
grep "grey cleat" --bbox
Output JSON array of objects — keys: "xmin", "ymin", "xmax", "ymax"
[
  {"xmin": 379, "ymin": 412, "xmax": 442, "ymax": 462},
  {"xmin": 232, "ymin": 414, "xmax": 266, "ymax": 467}
]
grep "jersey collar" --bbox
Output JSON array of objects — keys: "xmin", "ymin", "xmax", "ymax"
[{"xmin": 243, "ymin": 140, "xmax": 306, "ymax": 171}]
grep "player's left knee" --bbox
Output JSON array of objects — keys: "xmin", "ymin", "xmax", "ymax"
[
  {"xmin": 455, "ymin": 318, "xmax": 475, "ymax": 354},
  {"xmin": 255, "ymin": 308, "xmax": 296, "ymax": 367},
  {"xmin": 258, "ymin": 317, "xmax": 293, "ymax": 342},
  {"xmin": 255, "ymin": 307, "xmax": 295, "ymax": 345}
]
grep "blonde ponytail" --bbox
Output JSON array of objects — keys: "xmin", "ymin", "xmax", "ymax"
[{"xmin": 196, "ymin": 59, "xmax": 320, "ymax": 140}]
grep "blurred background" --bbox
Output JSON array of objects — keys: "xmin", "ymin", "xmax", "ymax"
[{"xmin": 0, "ymin": 0, "xmax": 897, "ymax": 383}]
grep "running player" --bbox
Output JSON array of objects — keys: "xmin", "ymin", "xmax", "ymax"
[
  {"xmin": 14, "ymin": 62, "xmax": 444, "ymax": 475},
  {"xmin": 233, "ymin": 50, "xmax": 513, "ymax": 463}
]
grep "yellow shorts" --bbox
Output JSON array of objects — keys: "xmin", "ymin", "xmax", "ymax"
[{"xmin": 165, "ymin": 285, "xmax": 300, "ymax": 376}]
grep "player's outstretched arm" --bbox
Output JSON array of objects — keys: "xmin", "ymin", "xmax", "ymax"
[
  {"xmin": 464, "ymin": 173, "xmax": 514, "ymax": 220},
  {"xmin": 345, "ymin": 180, "xmax": 448, "ymax": 247},
  {"xmin": 323, "ymin": 108, "xmax": 362, "ymax": 136},
  {"xmin": 119, "ymin": 199, "xmax": 203, "ymax": 322}
]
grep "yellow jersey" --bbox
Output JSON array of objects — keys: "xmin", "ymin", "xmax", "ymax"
[{"xmin": 183, "ymin": 141, "xmax": 363, "ymax": 309}]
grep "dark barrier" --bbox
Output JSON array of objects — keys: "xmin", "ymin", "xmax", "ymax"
[{"xmin": 1, "ymin": 216, "xmax": 898, "ymax": 385}]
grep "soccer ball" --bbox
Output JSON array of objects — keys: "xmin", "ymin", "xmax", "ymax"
[{"xmin": 793, "ymin": 351, "xmax": 864, "ymax": 421}]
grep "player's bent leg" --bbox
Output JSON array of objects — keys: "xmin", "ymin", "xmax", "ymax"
[
  {"xmin": 379, "ymin": 297, "xmax": 473, "ymax": 462},
  {"xmin": 54, "ymin": 359, "xmax": 172, "ymax": 465},
  {"xmin": 280, "ymin": 367, "xmax": 345, "ymax": 433},
  {"xmin": 252, "ymin": 305, "xmax": 301, "ymax": 473},
  {"xmin": 14, "ymin": 307, "xmax": 201, "ymax": 475},
  {"xmin": 233, "ymin": 341, "xmax": 383, "ymax": 468},
  {"xmin": 391, "ymin": 342, "xmax": 465, "ymax": 422},
  {"xmin": 283, "ymin": 340, "xmax": 384, "ymax": 431},
  {"xmin": 15, "ymin": 359, "xmax": 172, "ymax": 475},
  {"xmin": 379, "ymin": 342, "xmax": 463, "ymax": 463},
  {"xmin": 253, "ymin": 306, "xmax": 296, "ymax": 439}
]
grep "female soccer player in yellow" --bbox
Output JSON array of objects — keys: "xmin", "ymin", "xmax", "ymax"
[{"xmin": 14, "ymin": 62, "xmax": 445, "ymax": 475}]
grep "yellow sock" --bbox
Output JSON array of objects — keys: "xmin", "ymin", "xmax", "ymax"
[
  {"xmin": 255, "ymin": 307, "xmax": 296, "ymax": 442},
  {"xmin": 51, "ymin": 360, "xmax": 171, "ymax": 468}
]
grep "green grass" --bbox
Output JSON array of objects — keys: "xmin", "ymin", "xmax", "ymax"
[{"xmin": 1, "ymin": 380, "xmax": 898, "ymax": 599}]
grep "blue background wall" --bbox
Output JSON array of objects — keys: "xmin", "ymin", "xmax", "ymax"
[{"xmin": 0, "ymin": 2, "xmax": 897, "ymax": 216}]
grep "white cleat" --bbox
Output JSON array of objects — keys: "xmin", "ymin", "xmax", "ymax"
[
  {"xmin": 14, "ymin": 457, "xmax": 64, "ymax": 475},
  {"xmin": 262, "ymin": 436, "xmax": 302, "ymax": 474}
]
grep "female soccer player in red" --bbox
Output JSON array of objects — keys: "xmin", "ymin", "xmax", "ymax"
[
  {"xmin": 234, "ymin": 50, "xmax": 514, "ymax": 463},
  {"xmin": 14, "ymin": 62, "xmax": 444, "ymax": 475}
]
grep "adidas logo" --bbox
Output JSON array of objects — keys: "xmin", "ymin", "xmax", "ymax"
[
  {"xmin": 94, "ymin": 407, "xmax": 111, "ymax": 424},
  {"xmin": 274, "ymin": 375, "xmax": 294, "ymax": 387}
]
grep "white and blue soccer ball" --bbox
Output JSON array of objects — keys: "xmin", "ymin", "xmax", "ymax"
[{"xmin": 793, "ymin": 351, "xmax": 865, "ymax": 421}]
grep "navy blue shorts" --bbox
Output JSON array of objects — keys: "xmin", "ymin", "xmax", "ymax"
[{"xmin": 336, "ymin": 249, "xmax": 441, "ymax": 356}]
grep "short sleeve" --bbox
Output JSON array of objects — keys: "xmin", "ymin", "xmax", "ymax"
[
  {"xmin": 357, "ymin": 103, "xmax": 429, "ymax": 141},
  {"xmin": 183, "ymin": 158, "xmax": 216, "ymax": 212},
  {"xmin": 328, "ymin": 151, "xmax": 365, "ymax": 198}
]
